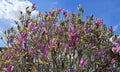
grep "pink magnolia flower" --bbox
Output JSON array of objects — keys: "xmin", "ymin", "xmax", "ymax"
[
  {"xmin": 71, "ymin": 19, "xmax": 77, "ymax": 24},
  {"xmin": 39, "ymin": 43, "xmax": 48, "ymax": 59},
  {"xmin": 3, "ymin": 66, "xmax": 13, "ymax": 72},
  {"xmin": 68, "ymin": 27, "xmax": 76, "ymax": 37},
  {"xmin": 7, "ymin": 35, "xmax": 14, "ymax": 43},
  {"xmin": 111, "ymin": 58, "xmax": 116, "ymax": 64},
  {"xmin": 16, "ymin": 32, "xmax": 28, "ymax": 44},
  {"xmin": 38, "ymin": 21, "xmax": 43, "ymax": 28},
  {"xmin": 83, "ymin": 28, "xmax": 87, "ymax": 35},
  {"xmin": 79, "ymin": 57, "xmax": 88, "ymax": 68},
  {"xmin": 3, "ymin": 60, "xmax": 14, "ymax": 72},
  {"xmin": 29, "ymin": 48, "xmax": 35, "ymax": 57},
  {"xmin": 94, "ymin": 18, "xmax": 103, "ymax": 26},
  {"xmin": 3, "ymin": 53, "xmax": 9, "ymax": 60},
  {"xmin": 75, "ymin": 37, "xmax": 80, "ymax": 43},
  {"xmin": 41, "ymin": 27, "xmax": 47, "ymax": 36},
  {"xmin": 29, "ymin": 23, "xmax": 36, "ymax": 31},
  {"xmin": 57, "ymin": 8, "xmax": 63, "ymax": 14},
  {"xmin": 49, "ymin": 38, "xmax": 57, "ymax": 47},
  {"xmin": 65, "ymin": 44, "xmax": 71, "ymax": 51},
  {"xmin": 115, "ymin": 38, "xmax": 120, "ymax": 44},
  {"xmin": 3, "ymin": 51, "xmax": 14, "ymax": 60},
  {"xmin": 90, "ymin": 43, "xmax": 96, "ymax": 49},
  {"xmin": 112, "ymin": 45, "xmax": 120, "ymax": 53},
  {"xmin": 104, "ymin": 57, "xmax": 110, "ymax": 65},
  {"xmin": 42, "ymin": 48, "xmax": 48, "ymax": 59},
  {"xmin": 56, "ymin": 26, "xmax": 63, "ymax": 34},
  {"xmin": 69, "ymin": 37, "xmax": 80, "ymax": 43}
]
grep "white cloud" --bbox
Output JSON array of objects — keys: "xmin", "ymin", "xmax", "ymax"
[
  {"xmin": 113, "ymin": 24, "xmax": 120, "ymax": 31},
  {"xmin": 0, "ymin": 0, "xmax": 33, "ymax": 26},
  {"xmin": 0, "ymin": 30, "xmax": 2, "ymax": 34},
  {"xmin": 31, "ymin": 10, "xmax": 39, "ymax": 18},
  {"xmin": 0, "ymin": 27, "xmax": 3, "ymax": 35}
]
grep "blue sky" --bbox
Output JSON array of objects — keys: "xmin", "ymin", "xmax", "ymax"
[
  {"xmin": 29, "ymin": 0, "xmax": 120, "ymax": 31},
  {"xmin": 0, "ymin": 0, "xmax": 120, "ymax": 47}
]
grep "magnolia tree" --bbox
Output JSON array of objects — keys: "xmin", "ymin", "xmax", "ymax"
[{"xmin": 0, "ymin": 4, "xmax": 120, "ymax": 72}]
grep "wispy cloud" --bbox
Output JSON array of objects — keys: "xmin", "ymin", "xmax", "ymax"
[
  {"xmin": 0, "ymin": 0, "xmax": 33, "ymax": 27},
  {"xmin": 113, "ymin": 24, "xmax": 120, "ymax": 31},
  {"xmin": 31, "ymin": 10, "xmax": 39, "ymax": 18},
  {"xmin": 52, "ymin": 1, "xmax": 58, "ymax": 5}
]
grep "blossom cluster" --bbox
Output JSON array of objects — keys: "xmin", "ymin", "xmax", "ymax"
[{"xmin": 0, "ymin": 4, "xmax": 119, "ymax": 72}]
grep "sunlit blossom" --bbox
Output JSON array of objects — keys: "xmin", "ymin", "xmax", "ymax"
[{"xmin": 79, "ymin": 57, "xmax": 88, "ymax": 68}]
